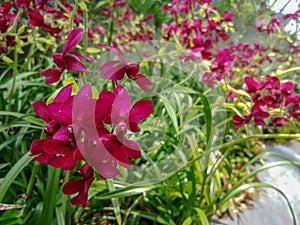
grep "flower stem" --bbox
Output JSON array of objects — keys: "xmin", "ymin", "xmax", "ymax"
[
  {"xmin": 62, "ymin": 171, "xmax": 70, "ymax": 224},
  {"xmin": 83, "ymin": 4, "xmax": 88, "ymax": 56},
  {"xmin": 26, "ymin": 161, "xmax": 40, "ymax": 198},
  {"xmin": 69, "ymin": 0, "xmax": 78, "ymax": 30},
  {"xmin": 6, "ymin": 46, "xmax": 19, "ymax": 123}
]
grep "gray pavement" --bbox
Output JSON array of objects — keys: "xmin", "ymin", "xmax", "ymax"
[{"xmin": 211, "ymin": 140, "xmax": 300, "ymax": 225}]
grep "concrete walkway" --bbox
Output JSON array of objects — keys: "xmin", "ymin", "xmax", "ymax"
[{"xmin": 211, "ymin": 140, "xmax": 300, "ymax": 225}]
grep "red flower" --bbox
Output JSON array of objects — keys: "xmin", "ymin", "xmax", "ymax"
[
  {"xmin": 63, "ymin": 163, "xmax": 94, "ymax": 208},
  {"xmin": 41, "ymin": 28, "xmax": 97, "ymax": 84},
  {"xmin": 15, "ymin": 0, "xmax": 31, "ymax": 9},
  {"xmin": 97, "ymin": 41, "xmax": 153, "ymax": 93},
  {"xmin": 28, "ymin": 10, "xmax": 61, "ymax": 36}
]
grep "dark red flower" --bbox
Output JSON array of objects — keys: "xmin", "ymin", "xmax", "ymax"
[
  {"xmin": 15, "ymin": 0, "xmax": 31, "ymax": 9},
  {"xmin": 97, "ymin": 41, "xmax": 153, "ymax": 93},
  {"xmin": 41, "ymin": 28, "xmax": 97, "ymax": 84},
  {"xmin": 63, "ymin": 163, "xmax": 94, "ymax": 208}
]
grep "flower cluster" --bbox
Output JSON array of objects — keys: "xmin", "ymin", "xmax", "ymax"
[
  {"xmin": 41, "ymin": 28, "xmax": 96, "ymax": 84},
  {"xmin": 0, "ymin": 2, "xmax": 16, "ymax": 53},
  {"xmin": 232, "ymin": 75, "xmax": 299, "ymax": 129},
  {"xmin": 162, "ymin": 0, "xmax": 234, "ymax": 46},
  {"xmin": 15, "ymin": 0, "xmax": 61, "ymax": 37},
  {"xmin": 30, "ymin": 28, "xmax": 154, "ymax": 208},
  {"xmin": 99, "ymin": 1, "xmax": 154, "ymax": 43}
]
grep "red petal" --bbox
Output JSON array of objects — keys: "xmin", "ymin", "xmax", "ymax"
[
  {"xmin": 96, "ymin": 91, "xmax": 115, "ymax": 123},
  {"xmin": 54, "ymin": 84, "xmax": 73, "ymax": 103},
  {"xmin": 53, "ymin": 127, "xmax": 69, "ymax": 140},
  {"xmin": 48, "ymin": 101, "xmax": 73, "ymax": 125},
  {"xmin": 98, "ymin": 60, "xmax": 121, "ymax": 73},
  {"xmin": 63, "ymin": 179, "xmax": 84, "ymax": 195},
  {"xmin": 65, "ymin": 56, "xmax": 87, "ymax": 71},
  {"xmin": 30, "ymin": 139, "xmax": 46, "ymax": 156},
  {"xmin": 244, "ymin": 77, "xmax": 260, "ymax": 93},
  {"xmin": 129, "ymin": 100, "xmax": 153, "ymax": 132},
  {"xmin": 33, "ymin": 100, "xmax": 51, "ymax": 122},
  {"xmin": 40, "ymin": 69, "xmax": 62, "ymax": 84},
  {"xmin": 102, "ymin": 64, "xmax": 126, "ymax": 80},
  {"xmin": 43, "ymin": 139, "xmax": 69, "ymax": 154},
  {"xmin": 49, "ymin": 153, "xmax": 77, "ymax": 170},
  {"xmin": 95, "ymin": 163, "xmax": 120, "ymax": 179},
  {"xmin": 63, "ymin": 28, "xmax": 84, "ymax": 55},
  {"xmin": 111, "ymin": 85, "xmax": 131, "ymax": 125},
  {"xmin": 130, "ymin": 74, "xmax": 153, "ymax": 93},
  {"xmin": 70, "ymin": 52, "xmax": 98, "ymax": 64},
  {"xmin": 281, "ymin": 82, "xmax": 295, "ymax": 92}
]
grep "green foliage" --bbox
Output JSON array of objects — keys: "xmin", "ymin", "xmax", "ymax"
[{"xmin": 0, "ymin": 0, "xmax": 299, "ymax": 224}]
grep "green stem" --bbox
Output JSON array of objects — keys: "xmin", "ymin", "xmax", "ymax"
[
  {"xmin": 215, "ymin": 133, "xmax": 300, "ymax": 151},
  {"xmin": 62, "ymin": 171, "xmax": 70, "ymax": 224},
  {"xmin": 70, "ymin": 0, "xmax": 78, "ymax": 30},
  {"xmin": 6, "ymin": 47, "xmax": 19, "ymax": 123},
  {"xmin": 83, "ymin": 5, "xmax": 88, "ymax": 56},
  {"xmin": 106, "ymin": 179, "xmax": 122, "ymax": 225},
  {"xmin": 26, "ymin": 161, "xmax": 40, "ymax": 198}
]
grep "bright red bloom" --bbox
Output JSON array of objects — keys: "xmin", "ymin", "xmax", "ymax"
[
  {"xmin": 28, "ymin": 10, "xmax": 61, "ymax": 36},
  {"xmin": 15, "ymin": 0, "xmax": 31, "ymax": 9},
  {"xmin": 63, "ymin": 163, "xmax": 94, "ymax": 208},
  {"xmin": 282, "ymin": 10, "xmax": 300, "ymax": 20},
  {"xmin": 41, "ymin": 28, "xmax": 97, "ymax": 84},
  {"xmin": 30, "ymin": 128, "xmax": 83, "ymax": 171},
  {"xmin": 111, "ymin": 85, "xmax": 154, "ymax": 134},
  {"xmin": 98, "ymin": 41, "xmax": 153, "ymax": 93},
  {"xmin": 33, "ymin": 84, "xmax": 73, "ymax": 135}
]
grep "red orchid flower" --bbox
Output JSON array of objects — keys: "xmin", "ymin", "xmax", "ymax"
[
  {"xmin": 111, "ymin": 85, "xmax": 154, "ymax": 136},
  {"xmin": 33, "ymin": 84, "xmax": 73, "ymax": 135},
  {"xmin": 15, "ymin": 0, "xmax": 31, "ymax": 9},
  {"xmin": 30, "ymin": 127, "xmax": 83, "ymax": 171},
  {"xmin": 28, "ymin": 9, "xmax": 61, "ymax": 36},
  {"xmin": 41, "ymin": 28, "xmax": 97, "ymax": 84},
  {"xmin": 63, "ymin": 163, "xmax": 94, "ymax": 208},
  {"xmin": 97, "ymin": 41, "xmax": 153, "ymax": 93}
]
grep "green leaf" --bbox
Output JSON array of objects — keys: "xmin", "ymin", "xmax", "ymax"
[
  {"xmin": 56, "ymin": 207, "xmax": 65, "ymax": 225},
  {"xmin": 163, "ymin": 100, "xmax": 179, "ymax": 133},
  {"xmin": 0, "ymin": 163, "xmax": 10, "ymax": 170},
  {"xmin": 98, "ymin": 184, "xmax": 160, "ymax": 199},
  {"xmin": 2, "ymin": 56, "xmax": 14, "ymax": 64},
  {"xmin": 106, "ymin": 179, "xmax": 122, "ymax": 225},
  {"xmin": 87, "ymin": 47, "xmax": 101, "ymax": 54},
  {"xmin": 181, "ymin": 217, "xmax": 192, "ymax": 225},
  {"xmin": 0, "ymin": 152, "xmax": 33, "ymax": 201},
  {"xmin": 39, "ymin": 167, "xmax": 61, "ymax": 225},
  {"xmin": 193, "ymin": 208, "xmax": 209, "ymax": 225}
]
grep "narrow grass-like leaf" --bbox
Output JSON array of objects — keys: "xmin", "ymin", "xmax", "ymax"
[
  {"xmin": 106, "ymin": 179, "xmax": 122, "ymax": 225},
  {"xmin": 0, "ymin": 152, "xmax": 33, "ymax": 201},
  {"xmin": 193, "ymin": 208, "xmax": 209, "ymax": 225},
  {"xmin": 162, "ymin": 99, "xmax": 179, "ymax": 134},
  {"xmin": 98, "ymin": 184, "xmax": 161, "ymax": 199},
  {"xmin": 56, "ymin": 207, "xmax": 66, "ymax": 225},
  {"xmin": 39, "ymin": 167, "xmax": 61, "ymax": 225}
]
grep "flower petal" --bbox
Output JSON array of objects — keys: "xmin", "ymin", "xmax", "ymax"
[
  {"xmin": 63, "ymin": 28, "xmax": 84, "ymax": 56},
  {"xmin": 70, "ymin": 52, "xmax": 98, "ymax": 64},
  {"xmin": 30, "ymin": 139, "xmax": 46, "ymax": 156},
  {"xmin": 65, "ymin": 56, "xmax": 87, "ymax": 71},
  {"xmin": 40, "ymin": 68, "xmax": 62, "ymax": 84},
  {"xmin": 129, "ymin": 74, "xmax": 153, "ymax": 93},
  {"xmin": 129, "ymin": 100, "xmax": 153, "ymax": 132},
  {"xmin": 62, "ymin": 179, "xmax": 84, "ymax": 195},
  {"xmin": 48, "ymin": 100, "xmax": 73, "ymax": 125},
  {"xmin": 54, "ymin": 84, "xmax": 73, "ymax": 103},
  {"xmin": 33, "ymin": 100, "xmax": 52, "ymax": 122},
  {"xmin": 42, "ymin": 139, "xmax": 70, "ymax": 154},
  {"xmin": 111, "ymin": 85, "xmax": 131, "ymax": 125}
]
